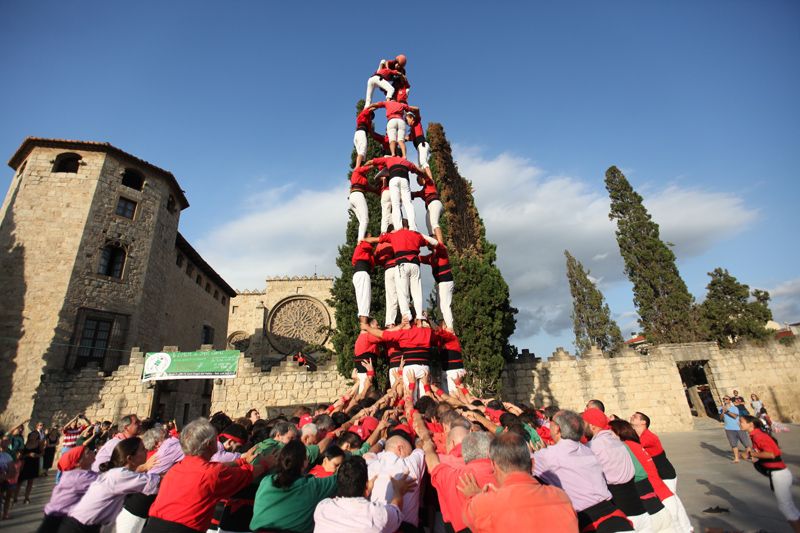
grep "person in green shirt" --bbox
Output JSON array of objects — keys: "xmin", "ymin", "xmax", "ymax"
[{"xmin": 250, "ymin": 440, "xmax": 337, "ymax": 532}]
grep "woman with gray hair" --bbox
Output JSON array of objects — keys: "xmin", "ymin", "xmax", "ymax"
[
  {"xmin": 143, "ymin": 419, "xmax": 269, "ymax": 533},
  {"xmin": 116, "ymin": 426, "xmax": 169, "ymax": 533}
]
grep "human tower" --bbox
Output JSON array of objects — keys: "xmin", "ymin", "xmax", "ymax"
[{"xmin": 346, "ymin": 54, "xmax": 465, "ymax": 400}]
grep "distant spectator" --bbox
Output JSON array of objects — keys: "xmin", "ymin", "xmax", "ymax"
[{"xmin": 719, "ymin": 396, "xmax": 753, "ymax": 463}]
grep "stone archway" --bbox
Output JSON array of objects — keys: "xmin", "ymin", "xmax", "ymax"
[
  {"xmin": 227, "ymin": 331, "xmax": 251, "ymax": 352},
  {"xmin": 265, "ymin": 296, "xmax": 331, "ymax": 355}
]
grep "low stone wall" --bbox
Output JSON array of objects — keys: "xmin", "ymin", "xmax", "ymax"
[
  {"xmin": 210, "ymin": 354, "xmax": 351, "ymax": 418},
  {"xmin": 32, "ymin": 349, "xmax": 153, "ymax": 426},
  {"xmin": 653, "ymin": 341, "xmax": 800, "ymax": 423},
  {"xmin": 502, "ymin": 340, "xmax": 800, "ymax": 432},
  {"xmin": 502, "ymin": 347, "xmax": 693, "ymax": 432}
]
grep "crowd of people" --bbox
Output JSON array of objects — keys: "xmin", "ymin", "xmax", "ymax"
[
  {"xmin": 0, "ymin": 54, "xmax": 798, "ymax": 533},
  {"xmin": 3, "ymin": 367, "xmax": 797, "ymax": 533}
]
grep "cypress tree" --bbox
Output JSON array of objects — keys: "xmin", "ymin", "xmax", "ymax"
[
  {"xmin": 700, "ymin": 267, "xmax": 773, "ymax": 347},
  {"xmin": 329, "ymin": 101, "xmax": 387, "ymax": 385},
  {"xmin": 564, "ymin": 250, "xmax": 624, "ymax": 355},
  {"xmin": 427, "ymin": 123, "xmax": 517, "ymax": 395},
  {"xmin": 605, "ymin": 166, "xmax": 699, "ymax": 344}
]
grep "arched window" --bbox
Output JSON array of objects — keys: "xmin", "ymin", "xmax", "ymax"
[
  {"xmin": 98, "ymin": 243, "xmax": 126, "ymax": 278},
  {"xmin": 53, "ymin": 152, "xmax": 82, "ymax": 173},
  {"xmin": 121, "ymin": 169, "xmax": 144, "ymax": 191}
]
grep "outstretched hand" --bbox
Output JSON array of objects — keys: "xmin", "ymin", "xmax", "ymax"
[{"xmin": 390, "ymin": 473, "xmax": 418, "ymax": 497}]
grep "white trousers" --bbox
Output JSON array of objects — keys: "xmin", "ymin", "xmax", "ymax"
[
  {"xmin": 390, "ymin": 176, "xmax": 417, "ymax": 232},
  {"xmin": 772, "ymin": 468, "xmax": 800, "ymax": 521},
  {"xmin": 437, "ymin": 280, "xmax": 454, "ymax": 330},
  {"xmin": 353, "ymin": 130, "xmax": 368, "ymax": 157},
  {"xmin": 442, "ymin": 368, "xmax": 466, "ymax": 395},
  {"xmin": 115, "ymin": 508, "xmax": 147, "ymax": 533},
  {"xmin": 404, "ymin": 364, "xmax": 429, "ymax": 402},
  {"xmin": 648, "ymin": 506, "xmax": 679, "ymax": 533},
  {"xmin": 348, "ymin": 191, "xmax": 369, "ymax": 242},
  {"xmin": 384, "ymin": 266, "xmax": 399, "ymax": 326},
  {"xmin": 662, "ymin": 477, "xmax": 677, "ymax": 494},
  {"xmin": 365, "ymin": 75, "xmax": 394, "ymax": 106},
  {"xmin": 386, "ymin": 118, "xmax": 406, "ymax": 143},
  {"xmin": 426, "ymin": 199, "xmax": 443, "ymax": 235},
  {"xmin": 629, "ymin": 512, "xmax": 654, "ymax": 533},
  {"xmin": 416, "ymin": 141, "xmax": 431, "ymax": 169},
  {"xmin": 396, "ymin": 262, "xmax": 423, "ymax": 321},
  {"xmin": 662, "ymin": 495, "xmax": 693, "ymax": 533},
  {"xmin": 381, "ymin": 189, "xmax": 392, "ymax": 233},
  {"xmin": 353, "ymin": 271, "xmax": 371, "ymax": 318}
]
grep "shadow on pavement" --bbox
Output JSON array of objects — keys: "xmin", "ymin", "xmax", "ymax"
[{"xmin": 700, "ymin": 441, "xmax": 736, "ymax": 460}]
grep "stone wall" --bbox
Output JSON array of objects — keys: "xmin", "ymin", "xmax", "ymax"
[
  {"xmin": 502, "ymin": 347, "xmax": 694, "ymax": 433},
  {"xmin": 227, "ymin": 277, "xmax": 336, "ymax": 367},
  {"xmin": 0, "ymin": 147, "xmax": 102, "ymax": 428},
  {"xmin": 33, "ymin": 349, "xmax": 153, "ymax": 426},
  {"xmin": 650, "ymin": 341, "xmax": 800, "ymax": 422},
  {"xmin": 501, "ymin": 340, "xmax": 800, "ymax": 432},
  {"xmin": 0, "ymin": 139, "xmax": 234, "ymax": 430},
  {"xmin": 210, "ymin": 353, "xmax": 351, "ymax": 418}
]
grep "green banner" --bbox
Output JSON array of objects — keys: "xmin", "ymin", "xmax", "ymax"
[{"xmin": 142, "ymin": 350, "xmax": 240, "ymax": 381}]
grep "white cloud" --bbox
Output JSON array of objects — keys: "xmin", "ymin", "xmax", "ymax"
[
  {"xmin": 197, "ymin": 182, "xmax": 349, "ymax": 289},
  {"xmin": 767, "ymin": 278, "xmax": 800, "ymax": 323},
  {"xmin": 195, "ymin": 145, "xmax": 760, "ymax": 354},
  {"xmin": 453, "ymin": 145, "xmax": 759, "ymax": 349}
]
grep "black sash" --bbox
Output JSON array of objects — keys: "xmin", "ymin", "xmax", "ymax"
[
  {"xmin": 607, "ymin": 479, "xmax": 646, "ymax": 517},
  {"xmin": 576, "ymin": 499, "xmax": 633, "ymax": 532},
  {"xmin": 651, "ymin": 451, "xmax": 676, "ymax": 481},
  {"xmin": 142, "ymin": 516, "xmax": 204, "ymax": 533}
]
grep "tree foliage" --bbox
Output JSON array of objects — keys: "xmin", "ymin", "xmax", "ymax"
[
  {"xmin": 428, "ymin": 123, "xmax": 517, "ymax": 395},
  {"xmin": 605, "ymin": 166, "xmax": 700, "ymax": 344},
  {"xmin": 700, "ymin": 267, "xmax": 773, "ymax": 347},
  {"xmin": 564, "ymin": 250, "xmax": 624, "ymax": 355}
]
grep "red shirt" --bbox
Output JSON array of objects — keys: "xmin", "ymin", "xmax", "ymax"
[
  {"xmin": 350, "ymin": 165, "xmax": 372, "ymax": 191},
  {"xmin": 382, "ymin": 326, "xmax": 434, "ymax": 363},
  {"xmin": 370, "ymin": 131, "xmax": 390, "ymax": 154},
  {"xmin": 420, "ymin": 243, "xmax": 452, "ymax": 282},
  {"xmin": 624, "ymin": 441, "xmax": 673, "ymax": 502},
  {"xmin": 750, "ymin": 428, "xmax": 786, "ymax": 469},
  {"xmin": 308, "ymin": 464, "xmax": 336, "ymax": 478},
  {"xmin": 464, "ymin": 472, "xmax": 578, "ymax": 533},
  {"xmin": 355, "ymin": 108, "xmax": 374, "ymax": 131},
  {"xmin": 372, "ymin": 156, "xmax": 421, "ymax": 180},
  {"xmin": 375, "ymin": 67, "xmax": 400, "ymax": 80},
  {"xmin": 354, "ymin": 331, "xmax": 380, "ymax": 358},
  {"xmin": 408, "ymin": 112, "xmax": 425, "ymax": 142},
  {"xmin": 435, "ymin": 329, "xmax": 463, "ymax": 369},
  {"xmin": 379, "ymin": 228, "xmax": 431, "ymax": 264},
  {"xmin": 148, "ymin": 455, "xmax": 254, "ymax": 531},
  {"xmin": 373, "ymin": 100, "xmax": 410, "ymax": 120},
  {"xmin": 351, "ymin": 240, "xmax": 374, "ymax": 271},
  {"xmin": 431, "ymin": 458, "xmax": 497, "ymax": 532},
  {"xmin": 414, "ymin": 176, "xmax": 439, "ymax": 204},
  {"xmin": 639, "ymin": 429, "xmax": 664, "ymax": 457},
  {"xmin": 375, "ymin": 241, "xmax": 397, "ymax": 269}
]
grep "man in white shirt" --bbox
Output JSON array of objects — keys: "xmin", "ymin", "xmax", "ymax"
[{"xmin": 365, "ymin": 436, "xmax": 426, "ymax": 528}]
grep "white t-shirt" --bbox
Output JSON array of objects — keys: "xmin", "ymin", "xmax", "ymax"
[{"xmin": 365, "ymin": 448, "xmax": 425, "ymax": 526}]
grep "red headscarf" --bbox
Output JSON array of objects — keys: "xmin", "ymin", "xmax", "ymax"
[
  {"xmin": 57, "ymin": 445, "xmax": 86, "ymax": 472},
  {"xmin": 582, "ymin": 408, "xmax": 610, "ymax": 430}
]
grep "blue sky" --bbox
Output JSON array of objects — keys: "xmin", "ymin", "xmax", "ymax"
[{"xmin": 1, "ymin": 1, "xmax": 798, "ymax": 355}]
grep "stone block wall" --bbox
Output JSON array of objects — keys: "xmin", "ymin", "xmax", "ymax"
[
  {"xmin": 647, "ymin": 340, "xmax": 800, "ymax": 422},
  {"xmin": 33, "ymin": 349, "xmax": 153, "ymax": 426},
  {"xmin": 502, "ymin": 347, "xmax": 694, "ymax": 432},
  {"xmin": 210, "ymin": 354, "xmax": 351, "ymax": 418}
]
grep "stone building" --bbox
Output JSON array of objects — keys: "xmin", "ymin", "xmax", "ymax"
[
  {"xmin": 0, "ymin": 137, "xmax": 236, "ymax": 428},
  {"xmin": 226, "ymin": 276, "xmax": 335, "ymax": 368}
]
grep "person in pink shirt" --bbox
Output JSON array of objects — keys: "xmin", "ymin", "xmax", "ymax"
[
  {"xmin": 61, "ymin": 437, "xmax": 159, "ymax": 532},
  {"xmin": 313, "ymin": 455, "xmax": 414, "ymax": 532}
]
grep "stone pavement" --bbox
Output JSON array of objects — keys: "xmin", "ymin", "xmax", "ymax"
[
  {"xmin": 1, "ymin": 424, "xmax": 798, "ymax": 532},
  {"xmin": 661, "ymin": 423, "xmax": 799, "ymax": 532}
]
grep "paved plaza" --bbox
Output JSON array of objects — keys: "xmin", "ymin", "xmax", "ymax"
[{"xmin": 1, "ymin": 423, "xmax": 798, "ymax": 532}]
